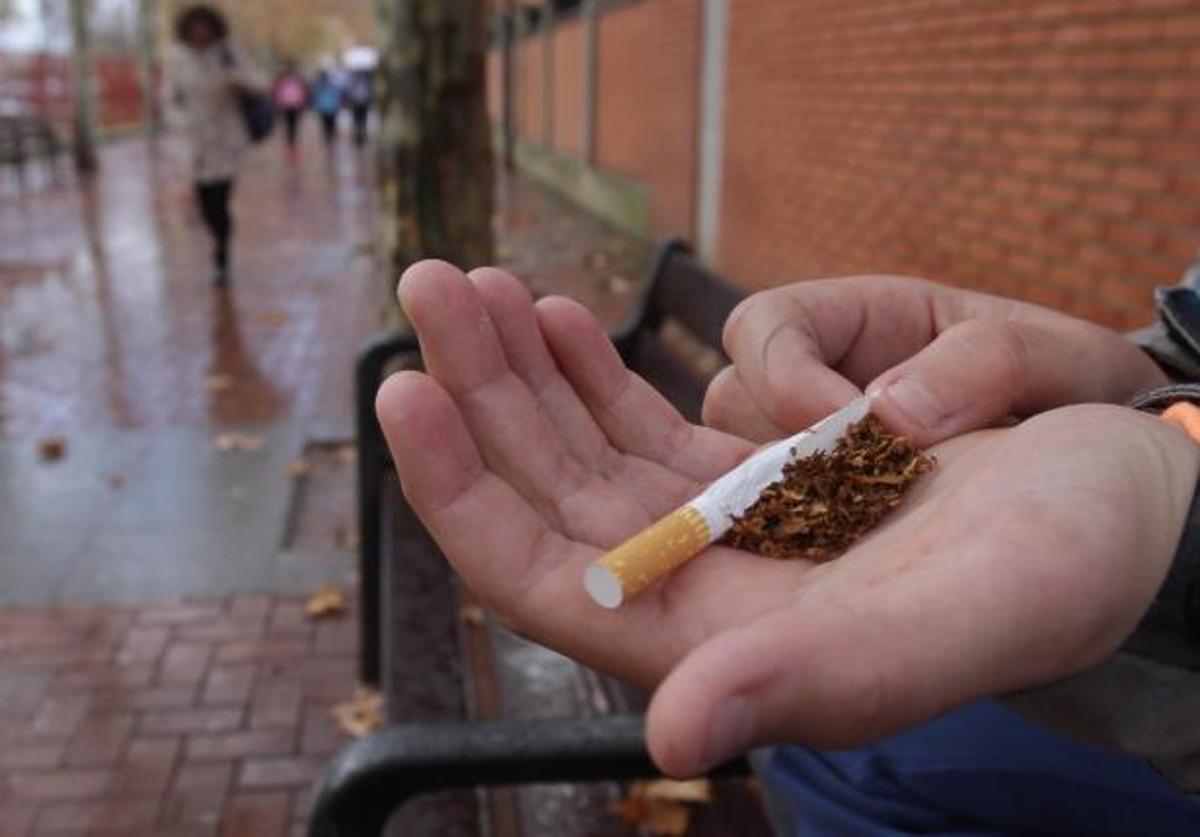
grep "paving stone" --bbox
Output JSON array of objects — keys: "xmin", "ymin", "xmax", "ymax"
[
  {"xmin": 221, "ymin": 791, "xmax": 292, "ymax": 837},
  {"xmin": 186, "ymin": 729, "xmax": 296, "ymax": 762}
]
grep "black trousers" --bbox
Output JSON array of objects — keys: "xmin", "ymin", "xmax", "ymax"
[
  {"xmin": 351, "ymin": 104, "xmax": 368, "ymax": 145},
  {"xmin": 194, "ymin": 178, "xmax": 233, "ymax": 271},
  {"xmin": 319, "ymin": 112, "xmax": 337, "ymax": 143},
  {"xmin": 282, "ymin": 108, "xmax": 301, "ymax": 146}
]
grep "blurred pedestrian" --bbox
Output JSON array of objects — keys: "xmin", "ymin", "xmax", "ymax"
[
  {"xmin": 310, "ymin": 71, "xmax": 342, "ymax": 146},
  {"xmin": 346, "ymin": 70, "xmax": 373, "ymax": 146},
  {"xmin": 168, "ymin": 4, "xmax": 266, "ymax": 287},
  {"xmin": 273, "ymin": 63, "xmax": 308, "ymax": 155}
]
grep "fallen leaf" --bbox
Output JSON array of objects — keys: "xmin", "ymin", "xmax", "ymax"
[
  {"xmin": 331, "ymin": 686, "xmax": 383, "ymax": 738},
  {"xmin": 334, "ymin": 444, "xmax": 357, "ymax": 467},
  {"xmin": 584, "ymin": 248, "xmax": 612, "ymax": 270},
  {"xmin": 305, "ymin": 585, "xmax": 347, "ymax": 619},
  {"xmin": 258, "ymin": 309, "xmax": 287, "ymax": 327},
  {"xmin": 606, "ymin": 275, "xmax": 635, "ymax": 295},
  {"xmin": 213, "ymin": 432, "xmax": 265, "ymax": 453},
  {"xmin": 459, "ymin": 604, "xmax": 486, "ymax": 626},
  {"xmin": 612, "ymin": 778, "xmax": 713, "ymax": 834},
  {"xmin": 635, "ymin": 779, "xmax": 713, "ymax": 804},
  {"xmin": 204, "ymin": 373, "xmax": 234, "ymax": 392},
  {"xmin": 283, "ymin": 458, "xmax": 311, "ymax": 478},
  {"xmin": 333, "ymin": 523, "xmax": 360, "ymax": 551},
  {"xmin": 611, "ymin": 798, "xmax": 690, "ymax": 835},
  {"xmin": 37, "ymin": 435, "xmax": 66, "ymax": 462}
]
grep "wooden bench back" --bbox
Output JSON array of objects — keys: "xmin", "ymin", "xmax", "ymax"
[{"xmin": 614, "ymin": 240, "xmax": 745, "ymax": 422}]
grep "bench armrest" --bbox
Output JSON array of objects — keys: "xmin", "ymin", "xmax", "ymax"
[
  {"xmin": 308, "ymin": 715, "xmax": 749, "ymax": 837},
  {"xmin": 356, "ymin": 329, "xmax": 421, "ymax": 685}
]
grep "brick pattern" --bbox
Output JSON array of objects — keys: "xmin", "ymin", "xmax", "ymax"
[
  {"xmin": 552, "ymin": 15, "xmax": 585, "ymax": 159},
  {"xmin": 0, "ymin": 595, "xmax": 358, "ymax": 836},
  {"xmin": 595, "ymin": 0, "xmax": 701, "ymax": 236},
  {"xmin": 517, "ymin": 34, "xmax": 544, "ymax": 143},
  {"xmin": 719, "ymin": 0, "xmax": 1200, "ymax": 329}
]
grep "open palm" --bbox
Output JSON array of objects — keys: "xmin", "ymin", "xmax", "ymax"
[{"xmin": 377, "ymin": 261, "xmax": 1197, "ymax": 776}]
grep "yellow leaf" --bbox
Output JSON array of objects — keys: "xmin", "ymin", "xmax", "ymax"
[
  {"xmin": 305, "ymin": 585, "xmax": 347, "ymax": 619},
  {"xmin": 205, "ymin": 373, "xmax": 234, "ymax": 392},
  {"xmin": 612, "ymin": 798, "xmax": 691, "ymax": 835},
  {"xmin": 634, "ymin": 778, "xmax": 713, "ymax": 804},
  {"xmin": 283, "ymin": 458, "xmax": 311, "ymax": 479},
  {"xmin": 212, "ymin": 432, "xmax": 265, "ymax": 453},
  {"xmin": 459, "ymin": 604, "xmax": 485, "ymax": 626},
  {"xmin": 331, "ymin": 686, "xmax": 383, "ymax": 738}
]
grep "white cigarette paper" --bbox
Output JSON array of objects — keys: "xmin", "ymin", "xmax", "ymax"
[{"xmin": 584, "ymin": 396, "xmax": 873, "ymax": 608}]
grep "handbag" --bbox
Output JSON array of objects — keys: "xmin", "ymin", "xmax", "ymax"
[
  {"xmin": 237, "ymin": 88, "xmax": 275, "ymax": 143},
  {"xmin": 221, "ymin": 44, "xmax": 275, "ymax": 143}
]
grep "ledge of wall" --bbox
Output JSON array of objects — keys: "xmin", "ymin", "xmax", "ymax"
[{"xmin": 508, "ymin": 136, "xmax": 652, "ymax": 240}]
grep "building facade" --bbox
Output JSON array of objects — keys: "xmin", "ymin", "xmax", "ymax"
[{"xmin": 491, "ymin": 0, "xmax": 1200, "ymax": 329}]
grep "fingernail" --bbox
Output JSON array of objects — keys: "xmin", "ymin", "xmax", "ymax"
[
  {"xmin": 702, "ymin": 696, "xmax": 752, "ymax": 771},
  {"xmin": 882, "ymin": 378, "xmax": 945, "ymax": 431}
]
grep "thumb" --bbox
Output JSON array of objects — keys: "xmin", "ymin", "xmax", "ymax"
[
  {"xmin": 867, "ymin": 318, "xmax": 1159, "ymax": 446},
  {"xmin": 644, "ymin": 594, "xmax": 924, "ymax": 778}
]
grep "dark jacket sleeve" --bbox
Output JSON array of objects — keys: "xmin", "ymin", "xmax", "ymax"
[{"xmin": 1002, "ymin": 282, "xmax": 1200, "ymax": 792}]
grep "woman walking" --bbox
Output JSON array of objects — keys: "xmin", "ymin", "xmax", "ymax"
[{"xmin": 168, "ymin": 5, "xmax": 265, "ymax": 287}]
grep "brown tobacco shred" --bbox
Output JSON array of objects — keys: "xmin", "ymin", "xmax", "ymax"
[{"xmin": 720, "ymin": 414, "xmax": 934, "ymax": 562}]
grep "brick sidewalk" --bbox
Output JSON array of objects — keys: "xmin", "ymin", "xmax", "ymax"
[{"xmin": 0, "ymin": 595, "xmax": 358, "ymax": 836}]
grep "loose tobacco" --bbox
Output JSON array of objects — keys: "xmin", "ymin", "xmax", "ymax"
[{"xmin": 720, "ymin": 414, "xmax": 933, "ymax": 562}]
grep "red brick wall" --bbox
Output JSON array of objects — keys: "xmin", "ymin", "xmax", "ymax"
[
  {"xmin": 516, "ymin": 33, "xmax": 543, "ymax": 143},
  {"xmin": 552, "ymin": 15, "xmax": 584, "ymax": 158},
  {"xmin": 596, "ymin": 0, "xmax": 701, "ymax": 236},
  {"xmin": 719, "ymin": 0, "xmax": 1200, "ymax": 330}
]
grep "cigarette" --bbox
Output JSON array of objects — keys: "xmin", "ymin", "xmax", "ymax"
[{"xmin": 584, "ymin": 396, "xmax": 872, "ymax": 609}]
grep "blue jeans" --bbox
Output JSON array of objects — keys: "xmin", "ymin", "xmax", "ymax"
[{"xmin": 764, "ymin": 701, "xmax": 1200, "ymax": 835}]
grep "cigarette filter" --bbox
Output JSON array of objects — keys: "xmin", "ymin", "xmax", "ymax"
[{"xmin": 584, "ymin": 396, "xmax": 872, "ymax": 608}]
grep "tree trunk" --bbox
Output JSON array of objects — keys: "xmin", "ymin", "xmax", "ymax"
[
  {"xmin": 68, "ymin": 0, "xmax": 98, "ymax": 172},
  {"xmin": 135, "ymin": 0, "xmax": 160, "ymax": 140},
  {"xmin": 375, "ymin": 0, "xmax": 495, "ymax": 320}
]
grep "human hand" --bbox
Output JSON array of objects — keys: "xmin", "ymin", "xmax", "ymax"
[
  {"xmin": 705, "ymin": 275, "xmax": 1167, "ymax": 444},
  {"xmin": 376, "ymin": 262, "xmax": 1197, "ymax": 779}
]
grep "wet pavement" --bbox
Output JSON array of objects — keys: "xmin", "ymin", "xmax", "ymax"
[
  {"xmin": 0, "ymin": 128, "xmax": 648, "ymax": 607},
  {"xmin": 0, "ymin": 133, "xmax": 379, "ymax": 439},
  {"xmin": 0, "ymin": 123, "xmax": 654, "ymax": 834}
]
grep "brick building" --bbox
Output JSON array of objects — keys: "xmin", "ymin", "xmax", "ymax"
[{"xmin": 489, "ymin": 0, "xmax": 1200, "ymax": 329}]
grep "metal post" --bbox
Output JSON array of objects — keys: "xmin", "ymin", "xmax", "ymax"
[
  {"xmin": 696, "ymin": 0, "xmax": 728, "ymax": 261},
  {"xmin": 581, "ymin": 0, "xmax": 598, "ymax": 164},
  {"xmin": 541, "ymin": 3, "xmax": 554, "ymax": 147}
]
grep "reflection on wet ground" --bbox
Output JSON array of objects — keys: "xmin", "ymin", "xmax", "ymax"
[
  {"xmin": 0, "ymin": 127, "xmax": 648, "ymax": 605},
  {"xmin": 0, "ymin": 132, "xmax": 378, "ymax": 439}
]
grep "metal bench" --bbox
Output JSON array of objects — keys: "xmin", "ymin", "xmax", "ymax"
[
  {"xmin": 0, "ymin": 113, "xmax": 66, "ymax": 190},
  {"xmin": 312, "ymin": 240, "xmax": 765, "ymax": 836}
]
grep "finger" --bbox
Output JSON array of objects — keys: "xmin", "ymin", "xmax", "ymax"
[
  {"xmin": 468, "ymin": 266, "xmax": 701, "ymax": 517},
  {"xmin": 398, "ymin": 260, "xmax": 647, "ymax": 545},
  {"xmin": 867, "ymin": 317, "xmax": 1167, "ymax": 446},
  {"xmin": 376, "ymin": 370, "xmax": 567, "ymax": 611},
  {"xmin": 536, "ymin": 294, "xmax": 753, "ymax": 483},
  {"xmin": 702, "ymin": 366, "xmax": 791, "ymax": 442},
  {"xmin": 721, "ymin": 279, "xmax": 933, "ymax": 430}
]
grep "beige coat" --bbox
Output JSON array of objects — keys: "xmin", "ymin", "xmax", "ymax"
[{"xmin": 167, "ymin": 41, "xmax": 265, "ymax": 183}]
